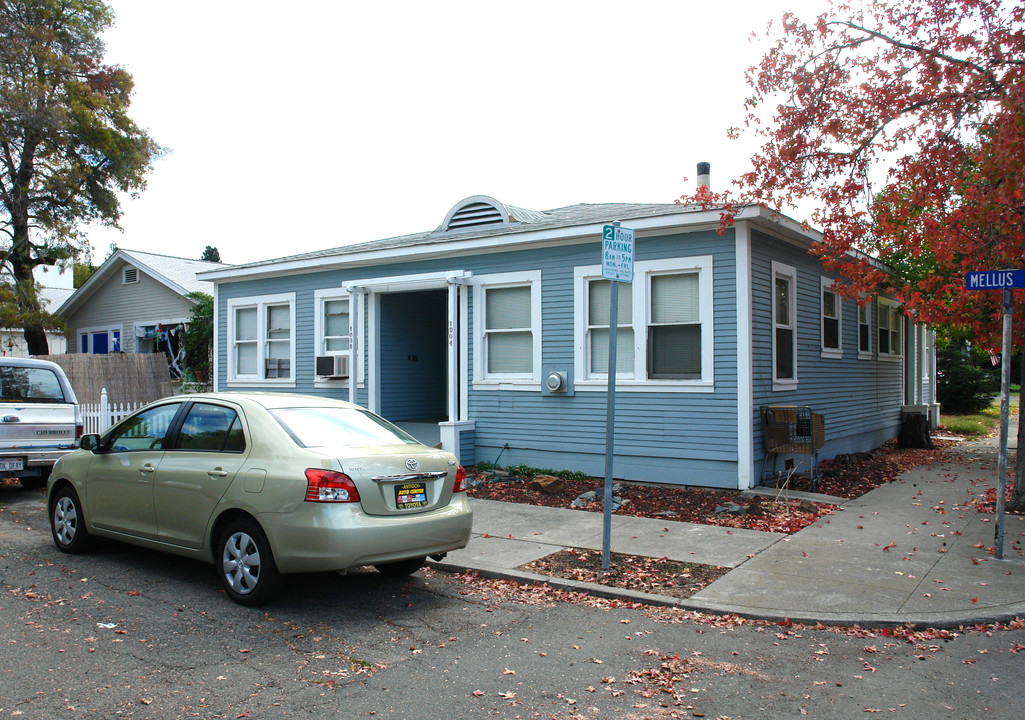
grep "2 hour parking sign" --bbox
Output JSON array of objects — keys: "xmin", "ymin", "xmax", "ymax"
[{"xmin": 602, "ymin": 224, "xmax": 635, "ymax": 282}]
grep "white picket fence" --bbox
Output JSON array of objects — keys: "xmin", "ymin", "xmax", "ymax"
[{"xmin": 81, "ymin": 388, "xmax": 147, "ymax": 435}]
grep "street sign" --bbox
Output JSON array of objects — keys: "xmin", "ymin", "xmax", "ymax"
[
  {"xmin": 602, "ymin": 224, "xmax": 635, "ymax": 282},
  {"xmin": 965, "ymin": 269, "xmax": 1025, "ymax": 290},
  {"xmin": 964, "ymin": 267, "xmax": 1024, "ymax": 559}
]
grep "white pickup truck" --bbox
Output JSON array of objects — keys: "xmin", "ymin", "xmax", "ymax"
[{"xmin": 0, "ymin": 358, "xmax": 82, "ymax": 489}]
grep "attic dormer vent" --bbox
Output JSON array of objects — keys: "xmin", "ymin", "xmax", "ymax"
[
  {"xmin": 447, "ymin": 202, "xmax": 504, "ymax": 229},
  {"xmin": 122, "ymin": 267, "xmax": 139, "ymax": 284},
  {"xmin": 441, "ymin": 195, "xmax": 512, "ymax": 232}
]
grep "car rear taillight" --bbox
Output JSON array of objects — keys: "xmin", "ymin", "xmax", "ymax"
[
  {"xmin": 304, "ymin": 469, "xmax": 360, "ymax": 503},
  {"xmin": 452, "ymin": 465, "xmax": 467, "ymax": 493}
]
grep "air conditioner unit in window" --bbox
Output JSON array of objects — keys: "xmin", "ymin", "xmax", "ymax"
[{"xmin": 315, "ymin": 354, "xmax": 349, "ymax": 378}]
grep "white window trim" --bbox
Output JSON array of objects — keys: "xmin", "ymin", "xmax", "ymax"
[
  {"xmin": 877, "ymin": 297, "xmax": 903, "ymax": 362},
  {"xmin": 857, "ymin": 301, "xmax": 873, "ymax": 360},
  {"xmin": 226, "ymin": 292, "xmax": 296, "ymax": 387},
  {"xmin": 122, "ymin": 267, "xmax": 139, "ymax": 285},
  {"xmin": 573, "ymin": 256, "xmax": 714, "ymax": 392},
  {"xmin": 313, "ymin": 288, "xmax": 364, "ymax": 388},
  {"xmin": 771, "ymin": 261, "xmax": 798, "ymax": 391},
  {"xmin": 77, "ymin": 324, "xmax": 123, "ymax": 354},
  {"xmin": 472, "ymin": 270, "xmax": 541, "ymax": 389},
  {"xmin": 820, "ymin": 277, "xmax": 843, "ymax": 359}
]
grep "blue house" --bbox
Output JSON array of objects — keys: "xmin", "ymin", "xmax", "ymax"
[{"xmin": 199, "ymin": 193, "xmax": 937, "ymax": 490}]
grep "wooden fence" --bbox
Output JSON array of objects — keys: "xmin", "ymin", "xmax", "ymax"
[{"xmin": 34, "ymin": 354, "xmax": 173, "ymax": 406}]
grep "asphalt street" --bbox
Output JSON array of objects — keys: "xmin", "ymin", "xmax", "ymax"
[{"xmin": 2, "ymin": 485, "xmax": 1024, "ymax": 719}]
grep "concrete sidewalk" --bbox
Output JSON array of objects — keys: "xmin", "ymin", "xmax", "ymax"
[{"xmin": 431, "ymin": 429, "xmax": 1025, "ymax": 627}]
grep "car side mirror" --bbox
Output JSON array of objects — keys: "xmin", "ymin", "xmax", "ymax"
[{"xmin": 79, "ymin": 434, "xmax": 102, "ymax": 452}]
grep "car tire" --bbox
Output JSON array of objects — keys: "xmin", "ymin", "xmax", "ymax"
[
  {"xmin": 216, "ymin": 519, "xmax": 281, "ymax": 606},
  {"xmin": 50, "ymin": 486, "xmax": 93, "ymax": 554},
  {"xmin": 374, "ymin": 556, "xmax": 426, "ymax": 577}
]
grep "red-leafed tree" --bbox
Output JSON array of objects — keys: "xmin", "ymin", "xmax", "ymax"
[{"xmin": 683, "ymin": 0, "xmax": 1025, "ymax": 507}]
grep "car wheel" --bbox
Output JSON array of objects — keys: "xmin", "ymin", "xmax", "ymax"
[
  {"xmin": 217, "ymin": 519, "xmax": 281, "ymax": 606},
  {"xmin": 50, "ymin": 486, "xmax": 93, "ymax": 554},
  {"xmin": 374, "ymin": 556, "xmax": 426, "ymax": 577}
]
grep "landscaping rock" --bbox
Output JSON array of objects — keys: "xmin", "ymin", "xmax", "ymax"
[
  {"xmin": 528, "ymin": 474, "xmax": 565, "ymax": 495},
  {"xmin": 797, "ymin": 499, "xmax": 818, "ymax": 514},
  {"xmin": 715, "ymin": 504, "xmax": 747, "ymax": 515}
]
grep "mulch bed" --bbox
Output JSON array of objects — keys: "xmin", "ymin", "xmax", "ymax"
[
  {"xmin": 470, "ymin": 438, "xmax": 964, "ymax": 597},
  {"xmin": 468, "ymin": 438, "xmax": 961, "ymax": 536},
  {"xmin": 519, "ymin": 549, "xmax": 729, "ymax": 600}
]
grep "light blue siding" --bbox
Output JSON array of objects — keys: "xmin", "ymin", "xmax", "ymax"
[
  {"xmin": 750, "ymin": 231, "xmax": 904, "ymax": 475},
  {"xmin": 214, "ymin": 228, "xmax": 742, "ymax": 487}
]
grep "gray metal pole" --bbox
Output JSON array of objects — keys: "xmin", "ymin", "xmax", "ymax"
[
  {"xmin": 995, "ymin": 288, "xmax": 1012, "ymax": 559},
  {"xmin": 602, "ymin": 277, "xmax": 619, "ymax": 571}
]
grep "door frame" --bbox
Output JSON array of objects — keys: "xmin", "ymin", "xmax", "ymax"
[{"xmin": 345, "ymin": 270, "xmax": 471, "ymax": 424}]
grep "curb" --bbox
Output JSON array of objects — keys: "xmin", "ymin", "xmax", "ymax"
[{"xmin": 427, "ymin": 559, "xmax": 1025, "ymax": 630}]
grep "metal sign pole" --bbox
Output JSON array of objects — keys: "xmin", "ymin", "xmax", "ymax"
[
  {"xmin": 964, "ymin": 269, "xmax": 1024, "ymax": 559},
  {"xmin": 994, "ymin": 288, "xmax": 1012, "ymax": 559},
  {"xmin": 600, "ymin": 221, "xmax": 634, "ymax": 572},
  {"xmin": 602, "ymin": 278, "xmax": 618, "ymax": 571}
]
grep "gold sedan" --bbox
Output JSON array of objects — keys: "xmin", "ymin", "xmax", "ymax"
[{"xmin": 47, "ymin": 393, "xmax": 473, "ymax": 605}]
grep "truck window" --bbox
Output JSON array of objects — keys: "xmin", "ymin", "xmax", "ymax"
[{"xmin": 0, "ymin": 366, "xmax": 67, "ymax": 403}]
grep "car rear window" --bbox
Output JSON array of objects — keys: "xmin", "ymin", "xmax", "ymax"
[
  {"xmin": 270, "ymin": 407, "xmax": 419, "ymax": 448},
  {"xmin": 0, "ymin": 366, "xmax": 67, "ymax": 403}
]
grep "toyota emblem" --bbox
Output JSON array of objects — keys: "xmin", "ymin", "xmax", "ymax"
[{"xmin": 405, "ymin": 458, "xmax": 419, "ymax": 471}]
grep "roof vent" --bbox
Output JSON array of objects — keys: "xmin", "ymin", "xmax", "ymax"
[
  {"xmin": 122, "ymin": 267, "xmax": 139, "ymax": 284},
  {"xmin": 696, "ymin": 162, "xmax": 711, "ymax": 191},
  {"xmin": 441, "ymin": 195, "xmax": 510, "ymax": 232}
]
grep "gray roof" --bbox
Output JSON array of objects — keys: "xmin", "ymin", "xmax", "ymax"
[
  {"xmin": 118, "ymin": 249, "xmax": 226, "ymax": 295},
  {"xmin": 56, "ymin": 249, "xmax": 230, "ymax": 317},
  {"xmin": 221, "ymin": 201, "xmax": 688, "ymax": 272},
  {"xmin": 39, "ymin": 286, "xmax": 75, "ymax": 310}
]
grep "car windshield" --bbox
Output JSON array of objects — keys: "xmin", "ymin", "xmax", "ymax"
[
  {"xmin": 270, "ymin": 407, "xmax": 419, "ymax": 448},
  {"xmin": 0, "ymin": 366, "xmax": 67, "ymax": 403}
]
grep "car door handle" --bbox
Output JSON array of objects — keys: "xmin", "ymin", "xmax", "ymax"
[
  {"xmin": 207, "ymin": 469, "xmax": 229, "ymax": 477},
  {"xmin": 140, "ymin": 464, "xmax": 156, "ymax": 473}
]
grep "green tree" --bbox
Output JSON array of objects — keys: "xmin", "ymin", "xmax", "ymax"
[
  {"xmin": 72, "ymin": 261, "xmax": 95, "ymax": 288},
  {"xmin": 200, "ymin": 245, "xmax": 220, "ymax": 263},
  {"xmin": 0, "ymin": 0, "xmax": 161, "ymax": 354},
  {"xmin": 183, "ymin": 291, "xmax": 213, "ymax": 380}
]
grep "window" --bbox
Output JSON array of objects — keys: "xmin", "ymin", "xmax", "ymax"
[
  {"xmin": 586, "ymin": 279, "xmax": 634, "ymax": 376},
  {"xmin": 772, "ymin": 261, "xmax": 797, "ymax": 387},
  {"xmin": 174, "ymin": 403, "xmax": 245, "ymax": 453},
  {"xmin": 314, "ymin": 288, "xmax": 364, "ymax": 385},
  {"xmin": 106, "ymin": 403, "xmax": 182, "ymax": 452},
  {"xmin": 574, "ymin": 256, "xmax": 713, "ymax": 390},
  {"xmin": 78, "ymin": 326, "xmax": 122, "ymax": 354},
  {"xmin": 858, "ymin": 303, "xmax": 872, "ymax": 357},
  {"xmin": 820, "ymin": 278, "xmax": 842, "ymax": 358},
  {"xmin": 227, "ymin": 293, "xmax": 296, "ymax": 385},
  {"xmin": 472, "ymin": 271, "xmax": 541, "ymax": 384},
  {"xmin": 0, "ymin": 366, "xmax": 67, "ymax": 403},
  {"xmin": 648, "ymin": 273, "xmax": 702, "ymax": 379},
  {"xmin": 321, "ymin": 298, "xmax": 350, "ymax": 354},
  {"xmin": 878, "ymin": 299, "xmax": 902, "ymax": 357}
]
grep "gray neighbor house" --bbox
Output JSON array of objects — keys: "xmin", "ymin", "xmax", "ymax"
[{"xmin": 198, "ymin": 195, "xmax": 938, "ymax": 490}]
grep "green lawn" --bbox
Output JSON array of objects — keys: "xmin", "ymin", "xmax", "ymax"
[{"xmin": 941, "ymin": 392, "xmax": 1020, "ymax": 437}]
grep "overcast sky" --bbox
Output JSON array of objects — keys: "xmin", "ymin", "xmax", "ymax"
[{"xmin": 86, "ymin": 0, "xmax": 831, "ymax": 267}]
